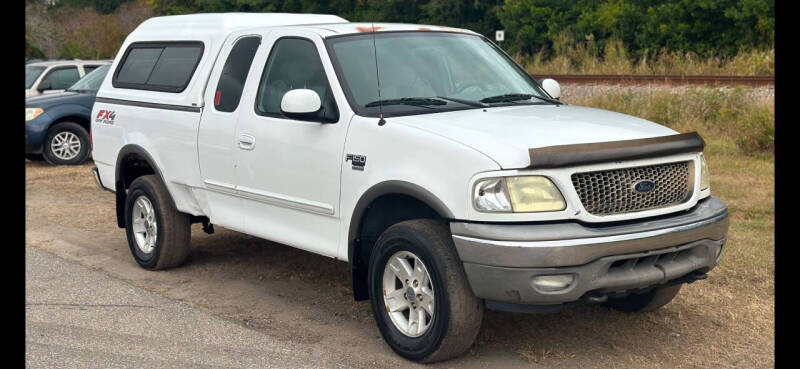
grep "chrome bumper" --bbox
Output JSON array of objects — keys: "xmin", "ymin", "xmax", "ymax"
[{"xmin": 450, "ymin": 196, "xmax": 729, "ymax": 307}]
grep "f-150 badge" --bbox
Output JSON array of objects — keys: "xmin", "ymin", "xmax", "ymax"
[{"xmin": 345, "ymin": 154, "xmax": 366, "ymax": 171}]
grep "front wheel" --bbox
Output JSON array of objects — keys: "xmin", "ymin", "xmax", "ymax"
[
  {"xmin": 368, "ymin": 219, "xmax": 483, "ymax": 363},
  {"xmin": 42, "ymin": 122, "xmax": 91, "ymax": 165}
]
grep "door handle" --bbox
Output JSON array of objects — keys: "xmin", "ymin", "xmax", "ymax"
[{"xmin": 238, "ymin": 134, "xmax": 255, "ymax": 150}]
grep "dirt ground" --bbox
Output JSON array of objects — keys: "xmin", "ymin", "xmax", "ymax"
[{"xmin": 25, "ymin": 157, "xmax": 774, "ymax": 368}]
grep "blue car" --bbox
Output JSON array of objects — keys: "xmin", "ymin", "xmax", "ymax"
[{"xmin": 26, "ymin": 65, "xmax": 110, "ymax": 165}]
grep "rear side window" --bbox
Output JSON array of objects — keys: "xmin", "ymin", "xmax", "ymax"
[
  {"xmin": 214, "ymin": 36, "xmax": 261, "ymax": 112},
  {"xmin": 113, "ymin": 41, "xmax": 204, "ymax": 93},
  {"xmin": 41, "ymin": 67, "xmax": 80, "ymax": 89}
]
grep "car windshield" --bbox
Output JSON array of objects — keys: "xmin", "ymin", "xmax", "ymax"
[
  {"xmin": 325, "ymin": 31, "xmax": 551, "ymax": 117},
  {"xmin": 67, "ymin": 65, "xmax": 110, "ymax": 93},
  {"xmin": 26, "ymin": 66, "xmax": 46, "ymax": 89}
]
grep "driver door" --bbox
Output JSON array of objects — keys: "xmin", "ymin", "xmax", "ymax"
[{"xmin": 233, "ymin": 30, "xmax": 350, "ymax": 258}]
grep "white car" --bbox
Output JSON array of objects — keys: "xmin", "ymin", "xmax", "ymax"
[
  {"xmin": 90, "ymin": 13, "xmax": 729, "ymax": 362},
  {"xmin": 26, "ymin": 60, "xmax": 110, "ymax": 98}
]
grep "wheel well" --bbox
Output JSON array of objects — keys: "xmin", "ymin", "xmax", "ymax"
[
  {"xmin": 51, "ymin": 115, "xmax": 90, "ymax": 134},
  {"xmin": 350, "ymin": 194, "xmax": 446, "ymax": 301},
  {"xmin": 118, "ymin": 153, "xmax": 156, "ymax": 189},
  {"xmin": 114, "ymin": 152, "xmax": 157, "ymax": 228}
]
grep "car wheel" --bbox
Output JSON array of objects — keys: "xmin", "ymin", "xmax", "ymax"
[
  {"xmin": 124, "ymin": 175, "xmax": 191, "ymax": 270},
  {"xmin": 368, "ymin": 219, "xmax": 483, "ymax": 363},
  {"xmin": 42, "ymin": 122, "xmax": 91, "ymax": 165},
  {"xmin": 605, "ymin": 284, "xmax": 683, "ymax": 313}
]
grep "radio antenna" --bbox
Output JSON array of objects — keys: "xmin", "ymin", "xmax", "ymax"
[{"xmin": 371, "ymin": 22, "xmax": 386, "ymax": 126}]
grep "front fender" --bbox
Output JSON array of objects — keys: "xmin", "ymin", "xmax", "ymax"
[{"xmin": 43, "ymin": 104, "xmax": 92, "ymax": 125}]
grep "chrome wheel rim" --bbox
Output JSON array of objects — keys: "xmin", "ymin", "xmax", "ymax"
[
  {"xmin": 50, "ymin": 131, "xmax": 81, "ymax": 161},
  {"xmin": 131, "ymin": 195, "xmax": 157, "ymax": 254},
  {"xmin": 382, "ymin": 251, "xmax": 435, "ymax": 337}
]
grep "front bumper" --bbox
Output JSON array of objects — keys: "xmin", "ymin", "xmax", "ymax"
[
  {"xmin": 25, "ymin": 113, "xmax": 52, "ymax": 153},
  {"xmin": 451, "ymin": 196, "xmax": 729, "ymax": 309}
]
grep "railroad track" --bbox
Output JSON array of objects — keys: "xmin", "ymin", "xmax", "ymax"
[{"xmin": 530, "ymin": 74, "xmax": 774, "ymax": 87}]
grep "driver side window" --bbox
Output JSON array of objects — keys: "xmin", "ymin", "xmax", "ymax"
[{"xmin": 255, "ymin": 37, "xmax": 337, "ymax": 122}]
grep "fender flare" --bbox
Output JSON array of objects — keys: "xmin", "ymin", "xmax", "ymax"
[
  {"xmin": 113, "ymin": 144, "xmax": 173, "ymax": 227},
  {"xmin": 347, "ymin": 180, "xmax": 455, "ymax": 267}
]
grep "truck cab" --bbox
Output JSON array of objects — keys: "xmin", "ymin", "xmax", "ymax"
[{"xmin": 91, "ymin": 13, "xmax": 728, "ymax": 363}]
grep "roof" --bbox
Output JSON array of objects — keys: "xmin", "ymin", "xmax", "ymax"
[
  {"xmin": 302, "ymin": 22, "xmax": 478, "ymax": 38},
  {"xmin": 128, "ymin": 13, "xmax": 348, "ymax": 43}
]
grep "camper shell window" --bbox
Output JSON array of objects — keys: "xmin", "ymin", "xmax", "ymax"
[{"xmin": 113, "ymin": 41, "xmax": 204, "ymax": 93}]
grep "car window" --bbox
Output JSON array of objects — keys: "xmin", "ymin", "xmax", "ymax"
[
  {"xmin": 214, "ymin": 36, "xmax": 261, "ymax": 112},
  {"xmin": 116, "ymin": 48, "xmax": 161, "ymax": 84},
  {"xmin": 26, "ymin": 66, "xmax": 46, "ymax": 89},
  {"xmin": 255, "ymin": 38, "xmax": 335, "ymax": 120},
  {"xmin": 113, "ymin": 42, "xmax": 204, "ymax": 92},
  {"xmin": 83, "ymin": 65, "xmax": 101, "ymax": 74},
  {"xmin": 67, "ymin": 65, "xmax": 111, "ymax": 92},
  {"xmin": 41, "ymin": 66, "xmax": 80, "ymax": 90}
]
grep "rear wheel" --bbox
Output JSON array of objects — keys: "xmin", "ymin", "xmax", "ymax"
[
  {"xmin": 368, "ymin": 219, "xmax": 483, "ymax": 363},
  {"xmin": 606, "ymin": 284, "xmax": 683, "ymax": 313},
  {"xmin": 42, "ymin": 122, "xmax": 90, "ymax": 165},
  {"xmin": 124, "ymin": 175, "xmax": 190, "ymax": 270}
]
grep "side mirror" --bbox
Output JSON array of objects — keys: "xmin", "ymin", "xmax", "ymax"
[
  {"xmin": 37, "ymin": 81, "xmax": 52, "ymax": 92},
  {"xmin": 281, "ymin": 89, "xmax": 322, "ymax": 121},
  {"xmin": 540, "ymin": 78, "xmax": 561, "ymax": 100}
]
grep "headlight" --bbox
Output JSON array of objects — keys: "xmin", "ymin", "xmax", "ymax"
[
  {"xmin": 474, "ymin": 176, "xmax": 566, "ymax": 213},
  {"xmin": 26, "ymin": 108, "xmax": 44, "ymax": 121},
  {"xmin": 700, "ymin": 154, "xmax": 710, "ymax": 190},
  {"xmin": 473, "ymin": 178, "xmax": 511, "ymax": 212}
]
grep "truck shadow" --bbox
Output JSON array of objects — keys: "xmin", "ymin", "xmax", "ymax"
[{"xmin": 185, "ymin": 226, "xmax": 700, "ymax": 366}]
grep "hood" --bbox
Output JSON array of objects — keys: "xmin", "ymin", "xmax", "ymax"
[
  {"xmin": 26, "ymin": 91, "xmax": 96, "ymax": 109},
  {"xmin": 391, "ymin": 104, "xmax": 678, "ymax": 169}
]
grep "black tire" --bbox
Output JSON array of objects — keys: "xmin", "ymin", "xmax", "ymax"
[
  {"xmin": 25, "ymin": 153, "xmax": 44, "ymax": 161},
  {"xmin": 42, "ymin": 122, "xmax": 91, "ymax": 165},
  {"xmin": 124, "ymin": 175, "xmax": 190, "ymax": 270},
  {"xmin": 368, "ymin": 219, "xmax": 483, "ymax": 363},
  {"xmin": 606, "ymin": 284, "xmax": 682, "ymax": 313}
]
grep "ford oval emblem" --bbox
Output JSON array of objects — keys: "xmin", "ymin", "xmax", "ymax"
[{"xmin": 633, "ymin": 180, "xmax": 656, "ymax": 194}]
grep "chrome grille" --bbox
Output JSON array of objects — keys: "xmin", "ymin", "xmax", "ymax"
[{"xmin": 571, "ymin": 161, "xmax": 693, "ymax": 216}]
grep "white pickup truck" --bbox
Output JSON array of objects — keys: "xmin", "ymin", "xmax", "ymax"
[{"xmin": 91, "ymin": 13, "xmax": 729, "ymax": 362}]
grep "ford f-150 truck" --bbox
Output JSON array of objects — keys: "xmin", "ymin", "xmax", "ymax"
[{"xmin": 90, "ymin": 13, "xmax": 729, "ymax": 363}]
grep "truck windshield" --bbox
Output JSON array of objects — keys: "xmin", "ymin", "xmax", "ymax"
[
  {"xmin": 26, "ymin": 66, "xmax": 46, "ymax": 89},
  {"xmin": 67, "ymin": 65, "xmax": 110, "ymax": 93},
  {"xmin": 325, "ymin": 31, "xmax": 552, "ymax": 117}
]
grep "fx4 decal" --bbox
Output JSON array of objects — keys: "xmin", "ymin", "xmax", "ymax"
[
  {"xmin": 345, "ymin": 154, "xmax": 366, "ymax": 171},
  {"xmin": 95, "ymin": 109, "xmax": 116, "ymax": 125}
]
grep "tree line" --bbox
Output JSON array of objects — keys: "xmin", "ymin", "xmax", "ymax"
[{"xmin": 26, "ymin": 0, "xmax": 774, "ymax": 60}]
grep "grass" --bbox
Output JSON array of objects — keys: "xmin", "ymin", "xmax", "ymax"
[
  {"xmin": 515, "ymin": 36, "xmax": 774, "ymax": 76},
  {"xmin": 565, "ymin": 87, "xmax": 774, "ymax": 155}
]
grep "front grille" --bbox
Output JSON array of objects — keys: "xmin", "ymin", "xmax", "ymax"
[{"xmin": 571, "ymin": 161, "xmax": 693, "ymax": 216}]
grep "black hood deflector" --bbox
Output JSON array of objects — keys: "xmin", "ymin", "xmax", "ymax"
[{"xmin": 528, "ymin": 132, "xmax": 705, "ymax": 169}]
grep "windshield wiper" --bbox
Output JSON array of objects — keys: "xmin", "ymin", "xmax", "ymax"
[
  {"xmin": 436, "ymin": 96, "xmax": 488, "ymax": 108},
  {"xmin": 480, "ymin": 93, "xmax": 534, "ymax": 104},
  {"xmin": 532, "ymin": 95, "xmax": 564, "ymax": 105},
  {"xmin": 480, "ymin": 93, "xmax": 563, "ymax": 105},
  {"xmin": 365, "ymin": 97, "xmax": 447, "ymax": 108}
]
